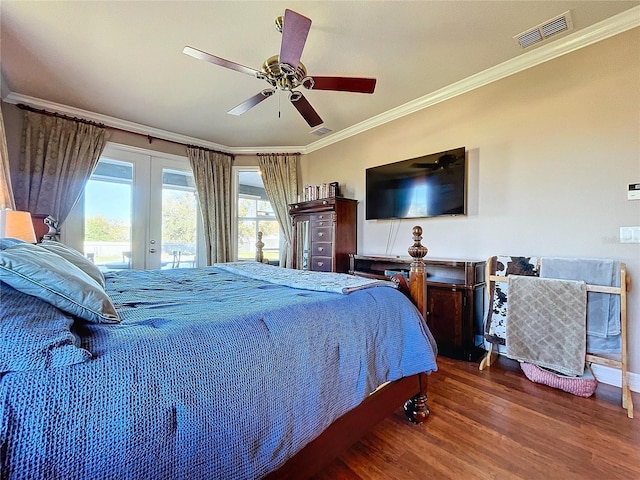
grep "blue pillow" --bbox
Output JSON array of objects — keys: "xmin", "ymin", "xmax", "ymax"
[
  {"xmin": 0, "ymin": 282, "xmax": 92, "ymax": 373},
  {"xmin": 0, "ymin": 243, "xmax": 119, "ymax": 324},
  {"xmin": 39, "ymin": 240, "xmax": 106, "ymax": 287},
  {"xmin": 0, "ymin": 237, "xmax": 26, "ymax": 250}
]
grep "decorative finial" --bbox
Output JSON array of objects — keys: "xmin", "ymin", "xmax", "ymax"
[
  {"xmin": 255, "ymin": 231, "xmax": 265, "ymax": 263},
  {"xmin": 408, "ymin": 226, "xmax": 428, "ymax": 264}
]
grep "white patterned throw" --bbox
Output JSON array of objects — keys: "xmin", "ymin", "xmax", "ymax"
[{"xmin": 214, "ymin": 262, "xmax": 396, "ymax": 294}]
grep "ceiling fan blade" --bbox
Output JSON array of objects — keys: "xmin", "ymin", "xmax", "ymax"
[
  {"xmin": 228, "ymin": 89, "xmax": 275, "ymax": 116},
  {"xmin": 305, "ymin": 76, "xmax": 377, "ymax": 94},
  {"xmin": 290, "ymin": 93, "xmax": 323, "ymax": 128},
  {"xmin": 183, "ymin": 46, "xmax": 259, "ymax": 77},
  {"xmin": 279, "ymin": 9, "xmax": 312, "ymax": 72}
]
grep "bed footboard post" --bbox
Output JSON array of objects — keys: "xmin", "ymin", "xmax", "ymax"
[
  {"xmin": 256, "ymin": 231, "xmax": 264, "ymax": 262},
  {"xmin": 256, "ymin": 231, "xmax": 269, "ymax": 263},
  {"xmin": 404, "ymin": 227, "xmax": 430, "ymax": 424},
  {"xmin": 408, "ymin": 226, "xmax": 428, "ymax": 320},
  {"xmin": 404, "ymin": 372, "xmax": 430, "ymax": 424}
]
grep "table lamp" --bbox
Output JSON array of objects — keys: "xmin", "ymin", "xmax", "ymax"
[{"xmin": 0, "ymin": 209, "xmax": 37, "ymax": 243}]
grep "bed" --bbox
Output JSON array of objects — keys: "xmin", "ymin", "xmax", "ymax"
[{"xmin": 0, "ymin": 227, "xmax": 437, "ymax": 479}]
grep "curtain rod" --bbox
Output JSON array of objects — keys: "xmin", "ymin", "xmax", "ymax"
[
  {"xmin": 16, "ymin": 103, "xmax": 234, "ymax": 157},
  {"xmin": 18, "ymin": 103, "xmax": 105, "ymax": 129}
]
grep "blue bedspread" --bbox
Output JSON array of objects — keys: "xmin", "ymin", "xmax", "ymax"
[{"xmin": 1, "ymin": 266, "xmax": 437, "ymax": 480}]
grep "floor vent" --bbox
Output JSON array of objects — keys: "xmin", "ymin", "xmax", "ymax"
[
  {"xmin": 514, "ymin": 11, "xmax": 573, "ymax": 49},
  {"xmin": 310, "ymin": 126, "xmax": 332, "ymax": 136}
]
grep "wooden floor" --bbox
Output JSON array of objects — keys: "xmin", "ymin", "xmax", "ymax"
[{"xmin": 312, "ymin": 356, "xmax": 639, "ymax": 480}]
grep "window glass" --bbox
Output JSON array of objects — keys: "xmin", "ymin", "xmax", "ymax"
[
  {"xmin": 236, "ymin": 170, "xmax": 280, "ymax": 264},
  {"xmin": 84, "ymin": 159, "xmax": 133, "ymax": 270},
  {"xmin": 161, "ymin": 168, "xmax": 198, "ymax": 268}
]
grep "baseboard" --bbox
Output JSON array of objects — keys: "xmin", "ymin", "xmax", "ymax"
[
  {"xmin": 484, "ymin": 346, "xmax": 639, "ymax": 393},
  {"xmin": 591, "ymin": 364, "xmax": 640, "ymax": 392}
]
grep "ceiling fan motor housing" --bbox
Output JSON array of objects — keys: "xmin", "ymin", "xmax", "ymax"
[{"xmin": 259, "ymin": 55, "xmax": 308, "ymax": 91}]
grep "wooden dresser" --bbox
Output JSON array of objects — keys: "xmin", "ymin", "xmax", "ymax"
[{"xmin": 289, "ymin": 197, "xmax": 357, "ymax": 273}]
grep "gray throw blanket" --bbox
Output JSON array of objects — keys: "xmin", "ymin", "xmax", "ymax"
[
  {"xmin": 506, "ymin": 276, "xmax": 587, "ymax": 376},
  {"xmin": 540, "ymin": 257, "xmax": 621, "ymax": 354}
]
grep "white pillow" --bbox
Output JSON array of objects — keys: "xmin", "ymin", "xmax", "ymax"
[
  {"xmin": 39, "ymin": 240, "xmax": 105, "ymax": 287},
  {"xmin": 0, "ymin": 243, "xmax": 119, "ymax": 324}
]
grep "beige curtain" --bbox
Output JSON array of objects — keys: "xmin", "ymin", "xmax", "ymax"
[
  {"xmin": 11, "ymin": 110, "xmax": 108, "ymax": 224},
  {"xmin": 258, "ymin": 154, "xmax": 298, "ymax": 268},
  {"xmin": 0, "ymin": 106, "xmax": 16, "ymax": 209},
  {"xmin": 187, "ymin": 147, "xmax": 233, "ymax": 264}
]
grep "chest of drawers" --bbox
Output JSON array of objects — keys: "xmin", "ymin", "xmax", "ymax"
[{"xmin": 289, "ymin": 198, "xmax": 357, "ymax": 273}]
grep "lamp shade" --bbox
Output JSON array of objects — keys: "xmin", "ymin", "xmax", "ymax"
[{"xmin": 0, "ymin": 210, "xmax": 37, "ymax": 243}]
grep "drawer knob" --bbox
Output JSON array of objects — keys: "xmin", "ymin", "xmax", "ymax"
[
  {"xmin": 318, "ymin": 262, "xmax": 324, "ymax": 267},
  {"xmin": 318, "ymin": 232, "xmax": 323, "ymax": 237},
  {"xmin": 318, "ymin": 247, "xmax": 324, "ymax": 252}
]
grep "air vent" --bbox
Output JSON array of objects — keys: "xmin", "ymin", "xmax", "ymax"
[
  {"xmin": 310, "ymin": 126, "xmax": 332, "ymax": 136},
  {"xmin": 514, "ymin": 11, "xmax": 573, "ymax": 49}
]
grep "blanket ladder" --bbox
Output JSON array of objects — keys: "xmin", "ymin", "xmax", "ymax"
[{"xmin": 479, "ymin": 257, "xmax": 633, "ymax": 418}]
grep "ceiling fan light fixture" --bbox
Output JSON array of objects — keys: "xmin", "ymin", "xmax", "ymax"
[
  {"xmin": 275, "ymin": 15, "xmax": 284, "ymax": 33},
  {"xmin": 301, "ymin": 77, "xmax": 315, "ymax": 90},
  {"xmin": 279, "ymin": 63, "xmax": 297, "ymax": 76},
  {"xmin": 260, "ymin": 55, "xmax": 307, "ymax": 91}
]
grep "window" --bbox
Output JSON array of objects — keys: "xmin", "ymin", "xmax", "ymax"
[
  {"xmin": 235, "ymin": 168, "xmax": 280, "ymax": 264},
  {"xmin": 83, "ymin": 159, "xmax": 133, "ymax": 269},
  {"xmin": 67, "ymin": 144, "xmax": 204, "ymax": 270},
  {"xmin": 160, "ymin": 169, "xmax": 198, "ymax": 269}
]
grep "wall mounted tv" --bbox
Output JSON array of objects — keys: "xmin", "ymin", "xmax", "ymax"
[{"xmin": 365, "ymin": 147, "xmax": 466, "ymax": 220}]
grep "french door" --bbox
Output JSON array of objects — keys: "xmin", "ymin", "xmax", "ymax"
[{"xmin": 65, "ymin": 144, "xmax": 204, "ymax": 270}]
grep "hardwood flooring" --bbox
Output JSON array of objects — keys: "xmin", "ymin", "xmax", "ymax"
[{"xmin": 312, "ymin": 356, "xmax": 640, "ymax": 480}]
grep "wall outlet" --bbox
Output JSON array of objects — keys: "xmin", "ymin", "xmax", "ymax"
[{"xmin": 620, "ymin": 226, "xmax": 640, "ymax": 243}]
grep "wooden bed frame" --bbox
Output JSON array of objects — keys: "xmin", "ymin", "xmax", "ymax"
[
  {"xmin": 264, "ymin": 226, "xmax": 433, "ymax": 479},
  {"xmin": 30, "ymin": 216, "xmax": 434, "ymax": 478}
]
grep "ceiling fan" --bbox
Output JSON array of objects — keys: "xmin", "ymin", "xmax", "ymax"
[{"xmin": 183, "ymin": 9, "xmax": 376, "ymax": 128}]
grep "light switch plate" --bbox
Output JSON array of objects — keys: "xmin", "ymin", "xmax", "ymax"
[
  {"xmin": 628, "ymin": 183, "xmax": 640, "ymax": 200},
  {"xmin": 620, "ymin": 226, "xmax": 640, "ymax": 243}
]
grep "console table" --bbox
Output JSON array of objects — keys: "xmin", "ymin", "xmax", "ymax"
[{"xmin": 350, "ymin": 254, "xmax": 486, "ymax": 361}]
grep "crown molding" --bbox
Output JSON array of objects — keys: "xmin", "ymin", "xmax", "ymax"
[
  {"xmin": 3, "ymin": 6, "xmax": 638, "ymax": 155},
  {"xmin": 305, "ymin": 6, "xmax": 640, "ymax": 154}
]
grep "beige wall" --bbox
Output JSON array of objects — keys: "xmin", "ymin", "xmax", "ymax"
[
  {"xmin": 3, "ymin": 28, "xmax": 638, "ymax": 378},
  {"xmin": 302, "ymin": 28, "xmax": 640, "ymax": 375}
]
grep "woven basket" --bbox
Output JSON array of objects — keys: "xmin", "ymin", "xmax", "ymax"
[{"xmin": 520, "ymin": 362, "xmax": 597, "ymax": 398}]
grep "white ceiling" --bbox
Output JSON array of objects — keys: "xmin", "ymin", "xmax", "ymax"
[{"xmin": 1, "ymin": 1, "xmax": 638, "ymax": 154}]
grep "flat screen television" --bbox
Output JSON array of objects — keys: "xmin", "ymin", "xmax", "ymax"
[{"xmin": 365, "ymin": 147, "xmax": 466, "ymax": 220}]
